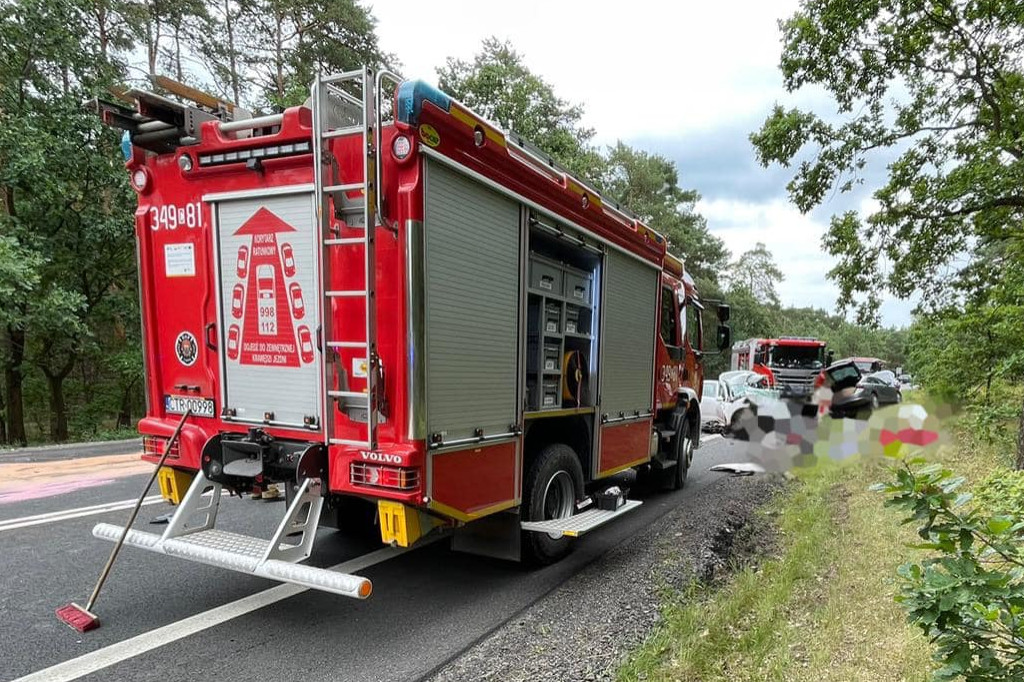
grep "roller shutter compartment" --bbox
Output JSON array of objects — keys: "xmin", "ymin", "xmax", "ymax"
[
  {"xmin": 599, "ymin": 248, "xmax": 658, "ymax": 418},
  {"xmin": 423, "ymin": 161, "xmax": 521, "ymax": 441}
]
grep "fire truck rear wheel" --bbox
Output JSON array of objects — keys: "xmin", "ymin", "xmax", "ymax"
[
  {"xmin": 666, "ymin": 422, "xmax": 693, "ymax": 491},
  {"xmin": 521, "ymin": 443, "xmax": 584, "ymax": 566}
]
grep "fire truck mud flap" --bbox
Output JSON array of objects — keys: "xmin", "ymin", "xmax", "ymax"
[
  {"xmin": 520, "ymin": 499, "xmax": 642, "ymax": 538},
  {"xmin": 92, "ymin": 471, "xmax": 372, "ymax": 599}
]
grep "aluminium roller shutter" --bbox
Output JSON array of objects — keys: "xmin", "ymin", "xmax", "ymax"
[
  {"xmin": 599, "ymin": 248, "xmax": 658, "ymax": 417},
  {"xmin": 423, "ymin": 160, "xmax": 521, "ymax": 441}
]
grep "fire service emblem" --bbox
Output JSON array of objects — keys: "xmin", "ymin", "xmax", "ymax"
[{"xmin": 175, "ymin": 331, "xmax": 198, "ymax": 367}]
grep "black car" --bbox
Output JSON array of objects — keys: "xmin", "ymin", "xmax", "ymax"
[{"xmin": 857, "ymin": 372, "xmax": 902, "ymax": 408}]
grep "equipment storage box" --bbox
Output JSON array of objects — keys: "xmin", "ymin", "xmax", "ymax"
[
  {"xmin": 529, "ymin": 252, "xmax": 563, "ymax": 294},
  {"xmin": 528, "ymin": 339, "xmax": 562, "ymax": 372},
  {"xmin": 525, "ymin": 377, "xmax": 561, "ymax": 410},
  {"xmin": 542, "ymin": 301, "xmax": 560, "ymax": 334},
  {"xmin": 542, "ymin": 341, "xmax": 560, "ymax": 371},
  {"xmin": 563, "ymin": 265, "xmax": 592, "ymax": 305},
  {"xmin": 565, "ymin": 305, "xmax": 583, "ymax": 334},
  {"xmin": 540, "ymin": 378, "xmax": 560, "ymax": 408}
]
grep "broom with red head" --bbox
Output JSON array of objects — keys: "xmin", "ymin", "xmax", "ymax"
[{"xmin": 56, "ymin": 410, "xmax": 191, "ymax": 632}]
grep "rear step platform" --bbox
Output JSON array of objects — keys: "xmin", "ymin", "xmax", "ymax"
[
  {"xmin": 92, "ymin": 472, "xmax": 372, "ymax": 599},
  {"xmin": 520, "ymin": 500, "xmax": 642, "ymax": 537}
]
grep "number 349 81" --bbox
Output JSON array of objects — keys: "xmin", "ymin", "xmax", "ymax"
[{"xmin": 149, "ymin": 202, "xmax": 203, "ymax": 230}]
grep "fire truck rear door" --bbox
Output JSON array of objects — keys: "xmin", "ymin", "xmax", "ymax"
[{"xmin": 209, "ymin": 187, "xmax": 322, "ymax": 428}]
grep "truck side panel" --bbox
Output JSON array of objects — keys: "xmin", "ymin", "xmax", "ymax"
[
  {"xmin": 595, "ymin": 246, "xmax": 659, "ymax": 477},
  {"xmin": 422, "ymin": 159, "xmax": 521, "ymax": 442},
  {"xmin": 428, "ymin": 440, "xmax": 520, "ymax": 521},
  {"xmin": 597, "ymin": 420, "xmax": 652, "ymax": 477}
]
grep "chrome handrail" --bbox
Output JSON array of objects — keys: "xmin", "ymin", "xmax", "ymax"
[{"xmin": 374, "ymin": 70, "xmax": 404, "ymax": 228}]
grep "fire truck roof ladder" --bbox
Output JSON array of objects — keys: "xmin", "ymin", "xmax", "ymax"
[
  {"xmin": 313, "ymin": 69, "xmax": 381, "ymax": 451},
  {"xmin": 87, "ymin": 76, "xmax": 252, "ymax": 154}
]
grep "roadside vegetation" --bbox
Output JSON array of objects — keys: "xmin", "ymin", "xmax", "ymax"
[
  {"xmin": 620, "ymin": 409, "xmax": 1022, "ymax": 682},
  {"xmin": 622, "ymin": 0, "xmax": 1024, "ymax": 679}
]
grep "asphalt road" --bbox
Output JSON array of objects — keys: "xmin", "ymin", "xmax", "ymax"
[{"xmin": 1, "ymin": 434, "xmax": 747, "ymax": 682}]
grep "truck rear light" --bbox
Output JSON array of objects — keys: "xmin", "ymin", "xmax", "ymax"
[
  {"xmin": 143, "ymin": 435, "xmax": 180, "ymax": 459},
  {"xmin": 350, "ymin": 462, "xmax": 419, "ymax": 490}
]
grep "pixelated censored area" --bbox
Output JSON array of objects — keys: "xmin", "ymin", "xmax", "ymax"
[{"xmin": 726, "ymin": 400, "xmax": 947, "ymax": 471}]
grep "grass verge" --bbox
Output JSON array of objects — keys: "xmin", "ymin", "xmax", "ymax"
[{"xmin": 619, "ymin": 410, "xmax": 1005, "ymax": 682}]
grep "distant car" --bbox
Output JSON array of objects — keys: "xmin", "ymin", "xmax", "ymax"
[
  {"xmin": 897, "ymin": 373, "xmax": 918, "ymax": 390},
  {"xmin": 849, "ymin": 357, "xmax": 885, "ymax": 373},
  {"xmin": 823, "ymin": 359, "xmax": 873, "ymax": 419},
  {"xmin": 872, "ymin": 369, "xmax": 899, "ymax": 386},
  {"xmin": 857, "ymin": 372, "xmax": 902, "ymax": 408},
  {"xmin": 700, "ymin": 380, "xmax": 727, "ymax": 432},
  {"xmin": 716, "ymin": 371, "xmax": 780, "ymax": 435}
]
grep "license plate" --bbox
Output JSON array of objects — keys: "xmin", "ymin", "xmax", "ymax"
[{"xmin": 164, "ymin": 395, "xmax": 216, "ymax": 417}]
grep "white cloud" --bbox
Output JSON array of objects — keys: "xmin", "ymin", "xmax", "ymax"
[
  {"xmin": 700, "ymin": 197, "xmax": 914, "ymax": 326},
  {"xmin": 369, "ymin": 0, "xmax": 912, "ymax": 327},
  {"xmin": 371, "ymin": 0, "xmax": 802, "ymax": 137},
  {"xmin": 700, "ymin": 197, "xmax": 837, "ymax": 306}
]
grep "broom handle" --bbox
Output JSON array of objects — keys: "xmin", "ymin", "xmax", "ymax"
[{"xmin": 85, "ymin": 410, "xmax": 191, "ymax": 612}]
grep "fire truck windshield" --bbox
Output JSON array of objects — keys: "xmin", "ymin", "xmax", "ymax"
[{"xmin": 770, "ymin": 345, "xmax": 825, "ymax": 370}]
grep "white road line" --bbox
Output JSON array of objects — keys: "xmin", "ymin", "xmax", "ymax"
[
  {"xmin": 0, "ymin": 497, "xmax": 165, "ymax": 533},
  {"xmin": 15, "ymin": 544, "xmax": 413, "ymax": 682}
]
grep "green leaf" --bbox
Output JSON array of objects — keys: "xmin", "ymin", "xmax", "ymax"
[{"xmin": 987, "ymin": 517, "xmax": 1014, "ymax": 535}]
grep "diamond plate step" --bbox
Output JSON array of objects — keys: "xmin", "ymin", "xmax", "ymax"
[
  {"xmin": 520, "ymin": 500, "xmax": 642, "ymax": 537},
  {"xmin": 91, "ymin": 472, "xmax": 373, "ymax": 600},
  {"xmin": 163, "ymin": 530, "xmax": 270, "ymax": 572}
]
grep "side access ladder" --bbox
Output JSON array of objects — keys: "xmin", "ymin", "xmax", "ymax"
[{"xmin": 311, "ymin": 69, "xmax": 381, "ymax": 451}]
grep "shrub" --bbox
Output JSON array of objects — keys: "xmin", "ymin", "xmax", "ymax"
[{"xmin": 874, "ymin": 458, "xmax": 1024, "ymax": 681}]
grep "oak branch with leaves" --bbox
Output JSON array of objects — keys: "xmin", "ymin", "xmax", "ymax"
[{"xmin": 750, "ymin": 0, "xmax": 1024, "ymax": 323}]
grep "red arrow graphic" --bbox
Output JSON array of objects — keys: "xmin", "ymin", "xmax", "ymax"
[{"xmin": 235, "ymin": 208, "xmax": 300, "ymax": 368}]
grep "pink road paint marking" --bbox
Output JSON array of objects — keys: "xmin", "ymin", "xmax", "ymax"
[{"xmin": 0, "ymin": 478, "xmax": 116, "ymax": 504}]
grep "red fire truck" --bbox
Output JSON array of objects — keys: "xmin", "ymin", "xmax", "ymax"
[
  {"xmin": 731, "ymin": 337, "xmax": 830, "ymax": 399},
  {"xmin": 89, "ymin": 70, "xmax": 729, "ymax": 599}
]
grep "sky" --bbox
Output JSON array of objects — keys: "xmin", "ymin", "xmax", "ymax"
[{"xmin": 370, "ymin": 0, "xmax": 913, "ymax": 327}]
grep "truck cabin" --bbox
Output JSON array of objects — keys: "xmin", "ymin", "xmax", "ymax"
[{"xmin": 768, "ymin": 339, "xmax": 827, "ymax": 371}]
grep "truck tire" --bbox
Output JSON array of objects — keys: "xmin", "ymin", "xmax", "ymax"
[
  {"xmin": 665, "ymin": 420, "xmax": 693, "ymax": 491},
  {"xmin": 521, "ymin": 443, "xmax": 584, "ymax": 566}
]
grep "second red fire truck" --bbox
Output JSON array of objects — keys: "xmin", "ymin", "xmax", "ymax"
[
  {"xmin": 731, "ymin": 337, "xmax": 830, "ymax": 399},
  {"xmin": 89, "ymin": 69, "xmax": 729, "ymax": 599}
]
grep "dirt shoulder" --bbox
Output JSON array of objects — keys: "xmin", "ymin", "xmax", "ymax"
[{"xmin": 428, "ymin": 470, "xmax": 785, "ymax": 682}]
